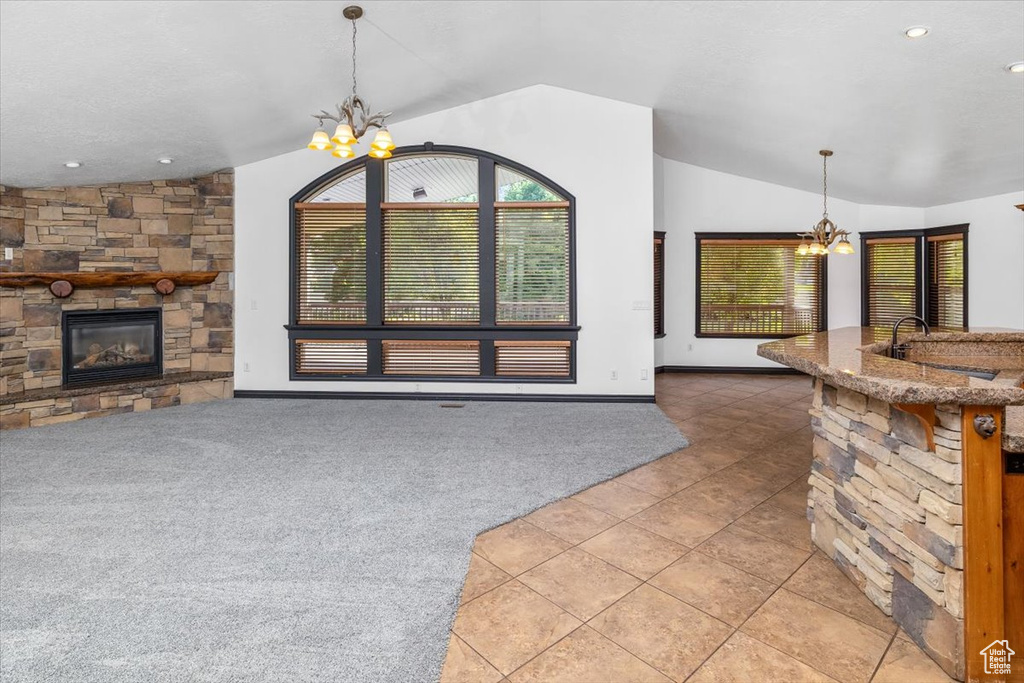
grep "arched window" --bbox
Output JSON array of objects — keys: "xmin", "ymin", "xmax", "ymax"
[{"xmin": 289, "ymin": 144, "xmax": 577, "ymax": 381}]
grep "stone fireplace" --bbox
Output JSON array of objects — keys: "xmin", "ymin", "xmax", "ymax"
[
  {"xmin": 63, "ymin": 308, "xmax": 162, "ymax": 387},
  {"xmin": 0, "ymin": 171, "xmax": 235, "ymax": 429}
]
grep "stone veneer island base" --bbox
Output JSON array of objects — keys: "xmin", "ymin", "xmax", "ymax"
[{"xmin": 759, "ymin": 327, "xmax": 1024, "ymax": 683}]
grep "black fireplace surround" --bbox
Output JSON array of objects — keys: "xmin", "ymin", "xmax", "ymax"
[{"xmin": 62, "ymin": 308, "xmax": 162, "ymax": 387}]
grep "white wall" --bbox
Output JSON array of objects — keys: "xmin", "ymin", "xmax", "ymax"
[
  {"xmin": 925, "ymin": 192, "xmax": 1024, "ymax": 329},
  {"xmin": 655, "ymin": 155, "xmax": 1024, "ymax": 369},
  {"xmin": 234, "ymin": 85, "xmax": 656, "ymax": 396}
]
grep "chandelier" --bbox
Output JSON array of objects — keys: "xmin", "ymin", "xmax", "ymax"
[
  {"xmin": 307, "ymin": 6, "xmax": 396, "ymax": 160},
  {"xmin": 797, "ymin": 150, "xmax": 854, "ymax": 256}
]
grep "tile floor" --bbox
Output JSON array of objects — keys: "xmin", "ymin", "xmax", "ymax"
[{"xmin": 441, "ymin": 373, "xmax": 958, "ymax": 683}]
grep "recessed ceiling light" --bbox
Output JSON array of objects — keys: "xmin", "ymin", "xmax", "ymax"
[
  {"xmin": 904, "ymin": 26, "xmax": 930, "ymax": 38},
  {"xmin": 64, "ymin": 161, "xmax": 82, "ymax": 168},
  {"xmin": 1007, "ymin": 61, "xmax": 1024, "ymax": 74},
  {"xmin": 157, "ymin": 157, "xmax": 174, "ymax": 164}
]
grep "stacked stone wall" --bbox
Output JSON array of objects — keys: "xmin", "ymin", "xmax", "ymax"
[
  {"xmin": 0, "ymin": 172, "xmax": 233, "ymax": 428},
  {"xmin": 808, "ymin": 379, "xmax": 965, "ymax": 680}
]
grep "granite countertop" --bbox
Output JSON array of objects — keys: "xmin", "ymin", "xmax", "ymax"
[
  {"xmin": 758, "ymin": 327, "xmax": 1024, "ymax": 452},
  {"xmin": 759, "ymin": 327, "xmax": 1024, "ymax": 405}
]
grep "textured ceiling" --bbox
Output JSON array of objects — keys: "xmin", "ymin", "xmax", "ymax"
[{"xmin": 1, "ymin": 0, "xmax": 1021, "ymax": 205}]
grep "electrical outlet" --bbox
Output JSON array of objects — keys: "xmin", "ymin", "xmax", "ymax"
[
  {"xmin": 243, "ymin": 361, "xmax": 250, "ymax": 372},
  {"xmin": 250, "ymin": 299, "xmax": 258, "ymax": 310},
  {"xmin": 641, "ymin": 369, "xmax": 648, "ymax": 380},
  {"xmin": 3, "ymin": 247, "xmax": 12, "ymax": 260},
  {"xmin": 687, "ymin": 343, "xmax": 693, "ymax": 352},
  {"xmin": 610, "ymin": 369, "xmax": 618, "ymax": 380},
  {"xmin": 415, "ymin": 383, "xmax": 421, "ymax": 393}
]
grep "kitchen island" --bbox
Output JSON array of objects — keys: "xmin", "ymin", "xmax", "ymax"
[{"xmin": 759, "ymin": 327, "xmax": 1024, "ymax": 682}]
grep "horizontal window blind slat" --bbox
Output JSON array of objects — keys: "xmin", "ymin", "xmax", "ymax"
[
  {"xmin": 296, "ymin": 207, "xmax": 367, "ymax": 324},
  {"xmin": 495, "ymin": 341, "xmax": 571, "ymax": 377},
  {"xmin": 382, "ymin": 340, "xmax": 480, "ymax": 375},
  {"xmin": 865, "ymin": 240, "xmax": 917, "ymax": 326},
  {"xmin": 698, "ymin": 239, "xmax": 824, "ymax": 336},
  {"xmin": 383, "ymin": 208, "xmax": 480, "ymax": 324},
  {"xmin": 928, "ymin": 234, "xmax": 964, "ymax": 327},
  {"xmin": 496, "ymin": 207, "xmax": 570, "ymax": 323},
  {"xmin": 295, "ymin": 339, "xmax": 368, "ymax": 374}
]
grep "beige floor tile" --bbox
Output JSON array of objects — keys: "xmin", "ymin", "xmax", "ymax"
[
  {"xmin": 698, "ymin": 526, "xmax": 811, "ymax": 584},
  {"xmin": 687, "ymin": 631, "xmax": 838, "ymax": 683},
  {"xmin": 658, "ymin": 443, "xmax": 747, "ymax": 474},
  {"xmin": 507, "ymin": 625, "xmax": 671, "ymax": 683},
  {"xmin": 629, "ymin": 498, "xmax": 729, "ymax": 547},
  {"xmin": 733, "ymin": 502, "xmax": 813, "ymax": 552},
  {"xmin": 613, "ymin": 462, "xmax": 702, "ymax": 498},
  {"xmin": 453, "ymin": 580, "xmax": 581, "ymax": 675},
  {"xmin": 441, "ymin": 634, "xmax": 504, "ymax": 683},
  {"xmin": 589, "ymin": 584, "xmax": 733, "ymax": 681},
  {"xmin": 579, "ymin": 522, "xmax": 688, "ymax": 580},
  {"xmin": 571, "ymin": 479, "xmax": 661, "ymax": 519},
  {"xmin": 649, "ymin": 551, "xmax": 776, "ymax": 627},
  {"xmin": 460, "ymin": 553, "xmax": 513, "ymax": 604},
  {"xmin": 519, "ymin": 548, "xmax": 641, "ymax": 620},
  {"xmin": 523, "ymin": 498, "xmax": 619, "ymax": 545},
  {"xmin": 766, "ymin": 477, "xmax": 811, "ymax": 517},
  {"xmin": 741, "ymin": 589, "xmax": 891, "ymax": 683},
  {"xmin": 871, "ymin": 638, "xmax": 955, "ymax": 683},
  {"xmin": 783, "ymin": 553, "xmax": 897, "ymax": 635},
  {"xmin": 473, "ymin": 519, "xmax": 571, "ymax": 576}
]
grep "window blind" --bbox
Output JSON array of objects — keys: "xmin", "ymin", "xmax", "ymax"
[
  {"xmin": 697, "ymin": 238, "xmax": 825, "ymax": 337},
  {"xmin": 654, "ymin": 233, "xmax": 665, "ymax": 336},
  {"xmin": 864, "ymin": 237, "xmax": 918, "ymax": 327},
  {"xmin": 294, "ymin": 339, "xmax": 367, "ymax": 374},
  {"xmin": 382, "ymin": 340, "xmax": 480, "ymax": 375},
  {"xmin": 382, "ymin": 206, "xmax": 480, "ymax": 324},
  {"xmin": 494, "ymin": 341, "xmax": 571, "ymax": 377},
  {"xmin": 295, "ymin": 205, "xmax": 367, "ymax": 324},
  {"xmin": 495, "ymin": 205, "xmax": 570, "ymax": 323},
  {"xmin": 928, "ymin": 234, "xmax": 965, "ymax": 327}
]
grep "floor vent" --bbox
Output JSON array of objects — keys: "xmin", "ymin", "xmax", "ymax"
[{"xmin": 439, "ymin": 403, "xmax": 466, "ymax": 408}]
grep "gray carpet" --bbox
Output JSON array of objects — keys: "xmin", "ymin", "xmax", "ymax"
[{"xmin": 0, "ymin": 398, "xmax": 685, "ymax": 682}]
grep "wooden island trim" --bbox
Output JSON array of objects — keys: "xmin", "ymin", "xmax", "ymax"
[
  {"xmin": 0, "ymin": 271, "xmax": 220, "ymax": 298},
  {"xmin": 961, "ymin": 405, "xmax": 1006, "ymax": 683}
]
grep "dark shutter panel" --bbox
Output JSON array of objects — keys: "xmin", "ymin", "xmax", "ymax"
[
  {"xmin": 495, "ymin": 204, "xmax": 570, "ymax": 323},
  {"xmin": 654, "ymin": 233, "xmax": 665, "ymax": 336},
  {"xmin": 382, "ymin": 206, "xmax": 480, "ymax": 324},
  {"xmin": 697, "ymin": 238, "xmax": 825, "ymax": 337},
  {"xmin": 865, "ymin": 238, "xmax": 918, "ymax": 326},
  {"xmin": 295, "ymin": 205, "xmax": 367, "ymax": 324},
  {"xmin": 928, "ymin": 234, "xmax": 965, "ymax": 327}
]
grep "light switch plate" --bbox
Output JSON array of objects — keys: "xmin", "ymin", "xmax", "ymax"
[{"xmin": 3, "ymin": 247, "xmax": 12, "ymax": 260}]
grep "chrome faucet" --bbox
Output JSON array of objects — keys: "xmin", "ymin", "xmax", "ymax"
[{"xmin": 890, "ymin": 315, "xmax": 931, "ymax": 360}]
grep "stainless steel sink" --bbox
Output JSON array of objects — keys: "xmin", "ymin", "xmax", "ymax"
[{"xmin": 919, "ymin": 363, "xmax": 997, "ymax": 380}]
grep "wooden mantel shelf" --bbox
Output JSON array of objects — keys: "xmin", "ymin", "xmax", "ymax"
[{"xmin": 0, "ymin": 271, "xmax": 219, "ymax": 298}]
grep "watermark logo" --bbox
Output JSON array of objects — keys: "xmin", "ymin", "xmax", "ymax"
[{"xmin": 981, "ymin": 640, "xmax": 1015, "ymax": 676}]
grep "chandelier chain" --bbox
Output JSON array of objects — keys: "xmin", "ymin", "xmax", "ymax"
[
  {"xmin": 822, "ymin": 153, "xmax": 828, "ymax": 219},
  {"xmin": 351, "ymin": 17, "xmax": 358, "ymax": 97}
]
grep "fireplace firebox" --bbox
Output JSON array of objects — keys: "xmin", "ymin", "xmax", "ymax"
[{"xmin": 62, "ymin": 308, "xmax": 162, "ymax": 387}]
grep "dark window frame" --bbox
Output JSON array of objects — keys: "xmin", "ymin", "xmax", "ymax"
[
  {"xmin": 287, "ymin": 143, "xmax": 579, "ymax": 383},
  {"xmin": 694, "ymin": 232, "xmax": 829, "ymax": 339},
  {"xmin": 654, "ymin": 231, "xmax": 666, "ymax": 338},
  {"xmin": 859, "ymin": 224, "xmax": 969, "ymax": 328}
]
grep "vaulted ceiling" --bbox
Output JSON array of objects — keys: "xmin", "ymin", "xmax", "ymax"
[{"xmin": 1, "ymin": 0, "xmax": 1021, "ymax": 205}]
